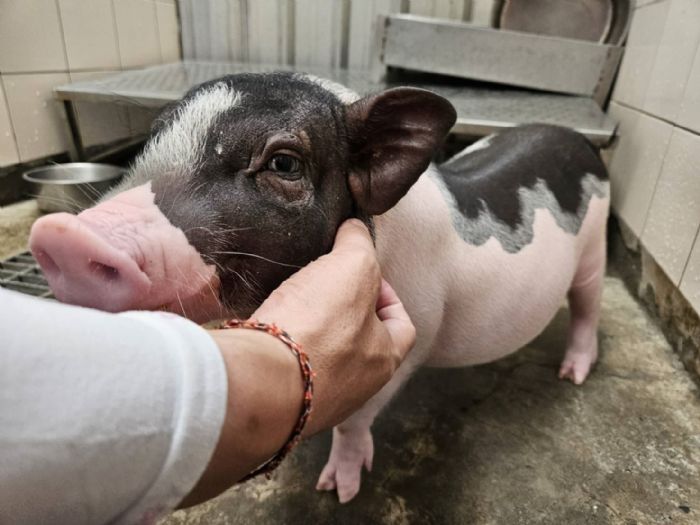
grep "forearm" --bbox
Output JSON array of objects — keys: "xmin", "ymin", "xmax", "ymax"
[{"xmin": 181, "ymin": 329, "xmax": 303, "ymax": 507}]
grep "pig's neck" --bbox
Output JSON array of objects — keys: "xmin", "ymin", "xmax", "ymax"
[{"xmin": 372, "ymin": 166, "xmax": 465, "ymax": 363}]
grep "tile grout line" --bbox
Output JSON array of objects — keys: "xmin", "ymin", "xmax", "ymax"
[
  {"xmin": 111, "ymin": 0, "xmax": 125, "ymax": 69},
  {"xmin": 152, "ymin": 0, "xmax": 164, "ymax": 64},
  {"xmin": 636, "ymin": 0, "xmax": 671, "ymax": 115},
  {"xmin": 53, "ymin": 0, "xmax": 71, "ymax": 72},
  {"xmin": 615, "ymin": 100, "xmax": 700, "ymax": 139},
  {"xmin": 679, "ymin": 219, "xmax": 700, "ymax": 290},
  {"xmin": 676, "ymin": 33, "xmax": 700, "ymax": 287},
  {"xmin": 676, "ymin": 34, "xmax": 700, "ymax": 124}
]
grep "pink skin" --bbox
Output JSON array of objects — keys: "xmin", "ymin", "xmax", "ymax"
[
  {"xmin": 29, "ymin": 183, "xmax": 225, "ymax": 324},
  {"xmin": 315, "ymin": 169, "xmax": 609, "ymax": 502}
]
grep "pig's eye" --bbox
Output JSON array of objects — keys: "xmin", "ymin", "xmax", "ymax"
[{"xmin": 267, "ymin": 154, "xmax": 300, "ymax": 176}]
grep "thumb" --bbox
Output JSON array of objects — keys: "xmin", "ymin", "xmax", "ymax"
[
  {"xmin": 331, "ymin": 219, "xmax": 374, "ymax": 253},
  {"xmin": 376, "ymin": 279, "xmax": 416, "ymax": 360}
]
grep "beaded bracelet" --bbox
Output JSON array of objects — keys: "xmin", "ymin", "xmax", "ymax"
[{"xmin": 220, "ymin": 318, "xmax": 314, "ymax": 482}]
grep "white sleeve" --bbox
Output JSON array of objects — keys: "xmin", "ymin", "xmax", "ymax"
[{"xmin": 0, "ymin": 288, "xmax": 228, "ymax": 525}]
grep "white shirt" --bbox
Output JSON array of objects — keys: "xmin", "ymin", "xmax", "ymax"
[{"xmin": 0, "ymin": 288, "xmax": 228, "ymax": 524}]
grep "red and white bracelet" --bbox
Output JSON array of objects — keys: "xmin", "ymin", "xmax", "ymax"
[{"xmin": 220, "ymin": 318, "xmax": 314, "ymax": 482}]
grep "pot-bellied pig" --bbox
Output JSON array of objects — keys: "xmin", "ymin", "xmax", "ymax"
[{"xmin": 29, "ymin": 72, "xmax": 609, "ymax": 503}]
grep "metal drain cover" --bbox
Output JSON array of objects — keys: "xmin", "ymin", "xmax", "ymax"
[{"xmin": 0, "ymin": 252, "xmax": 52, "ymax": 298}]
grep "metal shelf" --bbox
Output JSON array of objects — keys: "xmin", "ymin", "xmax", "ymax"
[{"xmin": 54, "ymin": 61, "xmax": 617, "ymax": 160}]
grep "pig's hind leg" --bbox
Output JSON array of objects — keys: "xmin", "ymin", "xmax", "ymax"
[{"xmin": 558, "ymin": 232, "xmax": 606, "ymax": 385}]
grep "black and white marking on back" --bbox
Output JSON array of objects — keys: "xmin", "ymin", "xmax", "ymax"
[{"xmin": 435, "ymin": 124, "xmax": 609, "ymax": 253}]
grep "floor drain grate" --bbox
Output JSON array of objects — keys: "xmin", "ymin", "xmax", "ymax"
[{"xmin": 0, "ymin": 252, "xmax": 52, "ymax": 298}]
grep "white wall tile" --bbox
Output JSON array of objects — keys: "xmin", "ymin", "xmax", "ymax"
[
  {"xmin": 678, "ymin": 43, "xmax": 700, "ymax": 134},
  {"xmin": 156, "ymin": 1, "xmax": 181, "ymax": 63},
  {"xmin": 643, "ymin": 0, "xmax": 700, "ymax": 123},
  {"xmin": 58, "ymin": 0, "xmax": 121, "ymax": 71},
  {"xmin": 607, "ymin": 102, "xmax": 673, "ymax": 237},
  {"xmin": 0, "ymin": 0, "xmax": 68, "ymax": 73},
  {"xmin": 3, "ymin": 73, "xmax": 71, "ymax": 162},
  {"xmin": 0, "ymin": 79, "xmax": 19, "ymax": 167},
  {"xmin": 679, "ymin": 228, "xmax": 700, "ymax": 314},
  {"xmin": 612, "ymin": 1, "xmax": 670, "ymax": 110},
  {"xmin": 69, "ymin": 71, "xmax": 131, "ymax": 147},
  {"xmin": 113, "ymin": 0, "xmax": 162, "ymax": 68},
  {"xmin": 642, "ymin": 127, "xmax": 700, "ymax": 285}
]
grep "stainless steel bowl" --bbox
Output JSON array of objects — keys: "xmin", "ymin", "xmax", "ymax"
[{"xmin": 23, "ymin": 163, "xmax": 126, "ymax": 213}]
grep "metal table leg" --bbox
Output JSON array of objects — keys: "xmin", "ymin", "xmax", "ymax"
[{"xmin": 63, "ymin": 100, "xmax": 85, "ymax": 161}]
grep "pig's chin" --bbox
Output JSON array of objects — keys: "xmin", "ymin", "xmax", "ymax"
[{"xmin": 29, "ymin": 182, "xmax": 228, "ymax": 324}]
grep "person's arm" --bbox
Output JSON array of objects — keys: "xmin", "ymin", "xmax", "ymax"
[
  {"xmin": 0, "ymin": 220, "xmax": 413, "ymax": 523},
  {"xmin": 0, "ymin": 288, "xmax": 228, "ymax": 525}
]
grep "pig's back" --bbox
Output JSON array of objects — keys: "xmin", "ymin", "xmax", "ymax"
[
  {"xmin": 376, "ymin": 125, "xmax": 610, "ymax": 368},
  {"xmin": 437, "ymin": 124, "xmax": 608, "ymax": 255}
]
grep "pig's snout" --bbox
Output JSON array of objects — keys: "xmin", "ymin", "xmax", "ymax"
[
  {"xmin": 28, "ymin": 182, "xmax": 224, "ymax": 322},
  {"xmin": 30, "ymin": 213, "xmax": 151, "ymax": 312}
]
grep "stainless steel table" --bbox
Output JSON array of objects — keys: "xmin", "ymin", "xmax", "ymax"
[{"xmin": 54, "ymin": 61, "xmax": 617, "ymax": 160}]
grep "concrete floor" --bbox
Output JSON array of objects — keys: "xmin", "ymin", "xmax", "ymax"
[
  {"xmin": 164, "ymin": 274, "xmax": 700, "ymax": 525},
  {"xmin": 0, "ymin": 199, "xmax": 39, "ymax": 260}
]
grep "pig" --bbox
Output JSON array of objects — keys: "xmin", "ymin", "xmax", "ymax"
[{"xmin": 29, "ymin": 72, "xmax": 609, "ymax": 503}]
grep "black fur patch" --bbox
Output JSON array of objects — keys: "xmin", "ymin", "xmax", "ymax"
[{"xmin": 438, "ymin": 124, "xmax": 608, "ymax": 229}]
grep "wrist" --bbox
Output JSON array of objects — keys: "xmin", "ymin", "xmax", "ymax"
[
  {"xmin": 181, "ymin": 328, "xmax": 303, "ymax": 507},
  {"xmin": 217, "ymin": 328, "xmax": 304, "ymax": 459}
]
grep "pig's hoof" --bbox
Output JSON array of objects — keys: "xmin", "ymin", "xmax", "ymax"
[
  {"xmin": 558, "ymin": 346, "xmax": 597, "ymax": 385},
  {"xmin": 316, "ymin": 426, "xmax": 374, "ymax": 504}
]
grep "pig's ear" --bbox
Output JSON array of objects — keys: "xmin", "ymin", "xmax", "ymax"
[{"xmin": 346, "ymin": 87, "xmax": 456, "ymax": 215}]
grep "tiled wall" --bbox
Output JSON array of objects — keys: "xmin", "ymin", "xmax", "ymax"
[
  {"xmin": 608, "ymin": 0, "xmax": 700, "ymax": 313},
  {"xmin": 0, "ymin": 0, "xmax": 181, "ymax": 168}
]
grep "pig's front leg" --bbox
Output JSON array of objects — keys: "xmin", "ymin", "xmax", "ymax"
[{"xmin": 316, "ymin": 358, "xmax": 421, "ymax": 503}]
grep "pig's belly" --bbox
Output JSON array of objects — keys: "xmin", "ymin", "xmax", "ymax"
[{"xmin": 424, "ymin": 203, "xmax": 600, "ymax": 368}]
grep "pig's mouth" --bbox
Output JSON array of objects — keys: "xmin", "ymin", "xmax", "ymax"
[{"xmin": 210, "ymin": 252, "xmax": 302, "ymax": 320}]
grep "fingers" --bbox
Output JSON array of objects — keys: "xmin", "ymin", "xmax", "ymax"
[
  {"xmin": 332, "ymin": 219, "xmax": 373, "ymax": 253},
  {"xmin": 375, "ymin": 279, "xmax": 404, "ymax": 319},
  {"xmin": 376, "ymin": 279, "xmax": 416, "ymax": 361}
]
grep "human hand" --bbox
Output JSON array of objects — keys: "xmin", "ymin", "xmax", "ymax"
[{"xmin": 253, "ymin": 218, "xmax": 415, "ymax": 436}]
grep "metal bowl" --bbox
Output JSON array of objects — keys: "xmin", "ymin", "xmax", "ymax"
[{"xmin": 23, "ymin": 163, "xmax": 126, "ymax": 213}]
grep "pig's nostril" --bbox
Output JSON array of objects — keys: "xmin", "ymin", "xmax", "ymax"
[
  {"xmin": 89, "ymin": 261, "xmax": 120, "ymax": 282},
  {"xmin": 35, "ymin": 249, "xmax": 59, "ymax": 277}
]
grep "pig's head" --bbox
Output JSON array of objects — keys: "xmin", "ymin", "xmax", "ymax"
[{"xmin": 29, "ymin": 73, "xmax": 456, "ymax": 322}]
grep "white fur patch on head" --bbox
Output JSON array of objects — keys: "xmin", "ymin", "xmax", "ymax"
[
  {"xmin": 121, "ymin": 82, "xmax": 241, "ymax": 188},
  {"xmin": 298, "ymin": 74, "xmax": 361, "ymax": 105}
]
